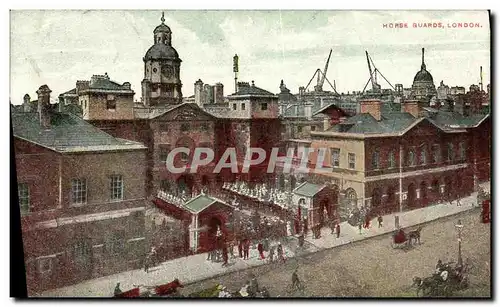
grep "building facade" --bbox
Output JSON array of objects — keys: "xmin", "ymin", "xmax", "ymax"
[{"xmin": 14, "ymin": 85, "xmax": 148, "ymax": 294}]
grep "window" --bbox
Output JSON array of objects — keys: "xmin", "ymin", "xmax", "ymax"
[
  {"xmin": 110, "ymin": 175, "xmax": 123, "ymax": 201},
  {"xmin": 18, "ymin": 183, "xmax": 29, "ymax": 215},
  {"xmin": 73, "ymin": 240, "xmax": 91, "ymax": 264},
  {"xmin": 71, "ymin": 179, "xmax": 87, "ymax": 205},
  {"xmin": 159, "ymin": 122, "xmax": 169, "ymax": 132},
  {"xmin": 241, "ymin": 103, "xmax": 246, "ymax": 111},
  {"xmin": 420, "ymin": 148, "xmax": 427, "ymax": 165},
  {"xmin": 297, "ymin": 126, "xmax": 303, "ymax": 133},
  {"xmin": 159, "ymin": 145, "xmax": 170, "ymax": 162},
  {"xmin": 331, "ymin": 148, "xmax": 340, "ymax": 167},
  {"xmin": 311, "ymin": 126, "xmax": 316, "ymax": 131},
  {"xmin": 38, "ymin": 257, "xmax": 53, "ymax": 275},
  {"xmin": 232, "ymin": 104, "xmax": 237, "ymax": 110},
  {"xmin": 348, "ymin": 153, "xmax": 356, "ymax": 169},
  {"xmin": 447, "ymin": 143, "xmax": 455, "ymax": 161},
  {"xmin": 106, "ymin": 97, "xmax": 116, "ymax": 110},
  {"xmin": 261, "ymin": 103, "xmax": 268, "ymax": 111},
  {"xmin": 408, "ymin": 149, "xmax": 416, "ymax": 166},
  {"xmin": 180, "ymin": 123, "xmax": 190, "ymax": 132},
  {"xmin": 372, "ymin": 151, "xmax": 380, "ymax": 169},
  {"xmin": 433, "ymin": 144, "xmax": 441, "ymax": 163},
  {"xmin": 388, "ymin": 151, "xmax": 396, "ymax": 169},
  {"xmin": 201, "ymin": 123, "xmax": 209, "ymax": 131},
  {"xmin": 459, "ymin": 142, "xmax": 466, "ymax": 161},
  {"xmin": 106, "ymin": 233, "xmax": 125, "ymax": 255}
]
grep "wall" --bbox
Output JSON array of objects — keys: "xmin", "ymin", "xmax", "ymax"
[{"xmin": 85, "ymin": 92, "xmax": 135, "ymax": 121}]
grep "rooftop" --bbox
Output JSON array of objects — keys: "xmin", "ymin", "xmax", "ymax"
[
  {"xmin": 12, "ymin": 111, "xmax": 146, "ymax": 153},
  {"xmin": 293, "ymin": 182, "xmax": 325, "ymax": 198}
]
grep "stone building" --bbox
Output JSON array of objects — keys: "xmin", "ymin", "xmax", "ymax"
[
  {"xmin": 307, "ymin": 98, "xmax": 490, "ymax": 217},
  {"xmin": 141, "ymin": 13, "xmax": 183, "ymax": 106},
  {"xmin": 410, "ymin": 48, "xmax": 437, "ymax": 102},
  {"xmin": 13, "ymin": 85, "xmax": 148, "ymax": 294}
]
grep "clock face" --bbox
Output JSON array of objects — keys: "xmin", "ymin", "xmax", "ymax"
[{"xmin": 162, "ymin": 65, "xmax": 174, "ymax": 78}]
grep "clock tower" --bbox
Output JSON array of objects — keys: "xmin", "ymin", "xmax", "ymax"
[{"xmin": 141, "ymin": 12, "xmax": 183, "ymax": 107}]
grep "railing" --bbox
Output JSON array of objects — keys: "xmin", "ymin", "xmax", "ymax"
[{"xmin": 222, "ymin": 181, "xmax": 293, "ymax": 211}]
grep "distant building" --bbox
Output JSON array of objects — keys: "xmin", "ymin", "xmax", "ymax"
[
  {"xmin": 193, "ymin": 79, "xmax": 224, "ymax": 106},
  {"xmin": 410, "ymin": 48, "xmax": 437, "ymax": 102},
  {"xmin": 437, "ymin": 80, "xmax": 450, "ymax": 100},
  {"xmin": 13, "ymin": 85, "xmax": 147, "ymax": 294}
]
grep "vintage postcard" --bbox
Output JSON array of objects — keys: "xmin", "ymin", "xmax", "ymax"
[{"xmin": 10, "ymin": 10, "xmax": 491, "ymax": 298}]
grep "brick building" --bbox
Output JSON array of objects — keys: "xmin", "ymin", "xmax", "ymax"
[
  {"xmin": 307, "ymin": 98, "xmax": 490, "ymax": 217},
  {"xmin": 13, "ymin": 85, "xmax": 148, "ymax": 294}
]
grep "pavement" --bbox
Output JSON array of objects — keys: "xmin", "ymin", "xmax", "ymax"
[{"xmin": 37, "ymin": 182, "xmax": 489, "ymax": 297}]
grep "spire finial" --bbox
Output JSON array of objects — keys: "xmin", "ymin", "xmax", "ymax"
[
  {"xmin": 161, "ymin": 12, "xmax": 165, "ymax": 23},
  {"xmin": 421, "ymin": 47, "xmax": 426, "ymax": 70}
]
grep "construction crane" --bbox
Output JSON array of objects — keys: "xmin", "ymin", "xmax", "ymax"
[
  {"xmin": 314, "ymin": 49, "xmax": 332, "ymax": 92},
  {"xmin": 303, "ymin": 49, "xmax": 339, "ymax": 95},
  {"xmin": 361, "ymin": 51, "xmax": 394, "ymax": 95}
]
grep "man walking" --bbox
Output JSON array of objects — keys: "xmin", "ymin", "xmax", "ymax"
[
  {"xmin": 335, "ymin": 223, "xmax": 341, "ymax": 239},
  {"xmin": 238, "ymin": 240, "xmax": 243, "ymax": 258},
  {"xmin": 358, "ymin": 223, "xmax": 363, "ymax": 235},
  {"xmin": 377, "ymin": 215, "xmax": 383, "ymax": 228},
  {"xmin": 277, "ymin": 243, "xmax": 285, "ymax": 263},
  {"xmin": 222, "ymin": 245, "xmax": 229, "ymax": 267},
  {"xmin": 257, "ymin": 242, "xmax": 265, "ymax": 260},
  {"xmin": 269, "ymin": 246, "xmax": 275, "ymax": 263},
  {"xmin": 243, "ymin": 239, "xmax": 250, "ymax": 260},
  {"xmin": 291, "ymin": 269, "xmax": 301, "ymax": 291}
]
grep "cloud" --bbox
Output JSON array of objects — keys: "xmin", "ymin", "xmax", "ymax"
[{"xmin": 10, "ymin": 10, "xmax": 490, "ymax": 105}]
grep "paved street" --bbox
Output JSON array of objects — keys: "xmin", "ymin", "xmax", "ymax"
[{"xmin": 179, "ymin": 208, "xmax": 490, "ymax": 297}]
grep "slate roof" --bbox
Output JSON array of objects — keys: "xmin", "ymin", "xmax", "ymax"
[
  {"xmin": 12, "ymin": 111, "xmax": 146, "ymax": 153},
  {"xmin": 88, "ymin": 77, "xmax": 133, "ymax": 92},
  {"xmin": 229, "ymin": 82, "xmax": 275, "ymax": 98},
  {"xmin": 59, "ymin": 88, "xmax": 77, "ymax": 96},
  {"xmin": 182, "ymin": 194, "xmax": 232, "ymax": 214},
  {"xmin": 293, "ymin": 182, "xmax": 325, "ymax": 197}
]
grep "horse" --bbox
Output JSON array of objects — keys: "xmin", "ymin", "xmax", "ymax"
[
  {"xmin": 408, "ymin": 226, "xmax": 423, "ymax": 245},
  {"xmin": 412, "ymin": 276, "xmax": 440, "ymax": 297}
]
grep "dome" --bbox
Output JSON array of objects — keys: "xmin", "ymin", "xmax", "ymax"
[
  {"xmin": 154, "ymin": 23, "xmax": 171, "ymax": 34},
  {"xmin": 144, "ymin": 43, "xmax": 179, "ymax": 61},
  {"xmin": 413, "ymin": 67, "xmax": 434, "ymax": 83}
]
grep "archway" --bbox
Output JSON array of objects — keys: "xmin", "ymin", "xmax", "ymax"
[
  {"xmin": 444, "ymin": 176, "xmax": 453, "ymax": 200},
  {"xmin": 278, "ymin": 174, "xmax": 285, "ymax": 190},
  {"xmin": 432, "ymin": 179, "xmax": 440, "ymax": 201},
  {"xmin": 290, "ymin": 176, "xmax": 297, "ymax": 191},
  {"xmin": 345, "ymin": 188, "xmax": 358, "ymax": 209},
  {"xmin": 177, "ymin": 174, "xmax": 194, "ymax": 196},
  {"xmin": 372, "ymin": 188, "xmax": 382, "ymax": 212},
  {"xmin": 407, "ymin": 183, "xmax": 416, "ymax": 209},
  {"xmin": 420, "ymin": 181, "xmax": 428, "ymax": 207},
  {"xmin": 386, "ymin": 186, "xmax": 396, "ymax": 213}
]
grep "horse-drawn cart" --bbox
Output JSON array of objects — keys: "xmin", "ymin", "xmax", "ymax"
[{"xmin": 391, "ymin": 229, "xmax": 411, "ymax": 249}]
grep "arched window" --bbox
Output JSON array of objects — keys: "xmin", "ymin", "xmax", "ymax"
[
  {"xmin": 420, "ymin": 148, "xmax": 427, "ymax": 165},
  {"xmin": 372, "ymin": 151, "xmax": 380, "ymax": 169},
  {"xmin": 345, "ymin": 188, "xmax": 357, "ymax": 208},
  {"xmin": 388, "ymin": 151, "xmax": 396, "ymax": 168},
  {"xmin": 408, "ymin": 149, "xmax": 416, "ymax": 166}
]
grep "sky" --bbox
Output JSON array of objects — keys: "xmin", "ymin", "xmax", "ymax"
[{"xmin": 10, "ymin": 10, "xmax": 490, "ymax": 105}]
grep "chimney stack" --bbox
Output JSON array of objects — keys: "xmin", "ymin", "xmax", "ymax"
[
  {"xmin": 359, "ymin": 98, "xmax": 382, "ymax": 121},
  {"xmin": 23, "ymin": 94, "xmax": 31, "ymax": 112},
  {"xmin": 402, "ymin": 99, "xmax": 422, "ymax": 118},
  {"xmin": 214, "ymin": 82, "xmax": 224, "ymax": 104},
  {"xmin": 194, "ymin": 79, "xmax": 204, "ymax": 106},
  {"xmin": 36, "ymin": 85, "xmax": 52, "ymax": 129}
]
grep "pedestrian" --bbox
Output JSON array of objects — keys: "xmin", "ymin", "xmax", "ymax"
[
  {"xmin": 228, "ymin": 240, "xmax": 235, "ymax": 258},
  {"xmin": 238, "ymin": 240, "xmax": 243, "ymax": 258},
  {"xmin": 269, "ymin": 246, "xmax": 275, "ymax": 263},
  {"xmin": 298, "ymin": 233, "xmax": 305, "ymax": 247},
  {"xmin": 330, "ymin": 220, "xmax": 336, "ymax": 235},
  {"xmin": 114, "ymin": 282, "xmax": 122, "ymax": 296},
  {"xmin": 364, "ymin": 214, "xmax": 371, "ymax": 229},
  {"xmin": 277, "ymin": 243, "xmax": 285, "ymax": 263},
  {"xmin": 244, "ymin": 239, "xmax": 250, "ymax": 260},
  {"xmin": 316, "ymin": 225, "xmax": 322, "ymax": 239},
  {"xmin": 144, "ymin": 254, "xmax": 150, "ymax": 273},
  {"xmin": 303, "ymin": 219, "xmax": 308, "ymax": 236},
  {"xmin": 291, "ymin": 269, "xmax": 301, "ymax": 290},
  {"xmin": 222, "ymin": 246, "xmax": 229, "ymax": 267},
  {"xmin": 257, "ymin": 242, "xmax": 265, "ymax": 260},
  {"xmin": 377, "ymin": 215, "xmax": 383, "ymax": 228},
  {"xmin": 336, "ymin": 223, "xmax": 341, "ymax": 238},
  {"xmin": 358, "ymin": 223, "xmax": 362, "ymax": 235}
]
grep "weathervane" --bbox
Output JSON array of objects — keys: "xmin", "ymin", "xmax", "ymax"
[{"xmin": 161, "ymin": 12, "xmax": 165, "ymax": 23}]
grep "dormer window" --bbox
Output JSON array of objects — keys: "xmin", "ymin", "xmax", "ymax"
[
  {"xmin": 261, "ymin": 103, "xmax": 268, "ymax": 111},
  {"xmin": 241, "ymin": 103, "xmax": 246, "ymax": 111}
]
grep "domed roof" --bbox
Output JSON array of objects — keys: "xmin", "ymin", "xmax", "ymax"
[
  {"xmin": 144, "ymin": 43, "xmax": 179, "ymax": 61},
  {"xmin": 413, "ymin": 66, "xmax": 434, "ymax": 83},
  {"xmin": 154, "ymin": 23, "xmax": 171, "ymax": 34}
]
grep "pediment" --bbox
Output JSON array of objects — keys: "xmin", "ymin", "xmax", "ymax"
[{"xmin": 153, "ymin": 103, "xmax": 216, "ymax": 122}]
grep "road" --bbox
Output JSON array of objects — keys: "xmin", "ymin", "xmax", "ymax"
[{"xmin": 179, "ymin": 208, "xmax": 491, "ymax": 297}]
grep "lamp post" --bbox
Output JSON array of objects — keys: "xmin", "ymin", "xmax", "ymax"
[{"xmin": 455, "ymin": 219, "xmax": 464, "ymax": 266}]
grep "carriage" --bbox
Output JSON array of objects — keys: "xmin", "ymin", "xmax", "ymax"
[
  {"xmin": 413, "ymin": 260, "xmax": 471, "ymax": 297},
  {"xmin": 391, "ymin": 228, "xmax": 411, "ymax": 249},
  {"xmin": 114, "ymin": 279, "xmax": 184, "ymax": 298}
]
